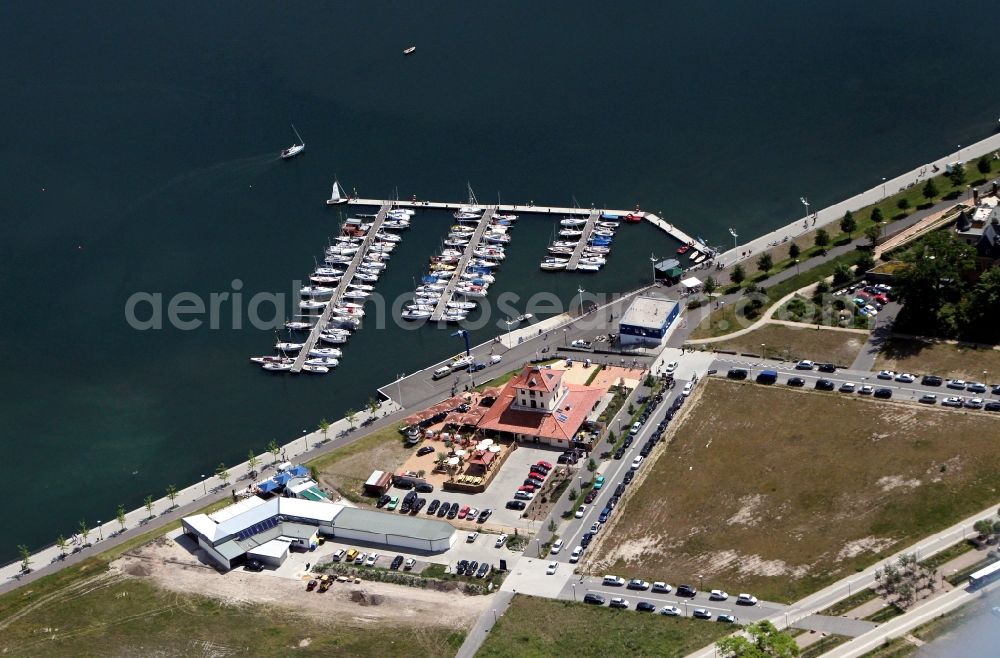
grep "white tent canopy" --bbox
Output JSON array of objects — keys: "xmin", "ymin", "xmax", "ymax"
[{"xmin": 680, "ymin": 276, "xmax": 702, "ymax": 289}]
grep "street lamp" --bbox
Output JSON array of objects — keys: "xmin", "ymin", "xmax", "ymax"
[
  {"xmin": 698, "ymin": 574, "xmax": 704, "ymax": 591},
  {"xmin": 536, "ymin": 539, "xmax": 542, "ymax": 558},
  {"xmin": 571, "ymin": 583, "xmax": 577, "ymax": 601},
  {"xmin": 881, "ymin": 177, "xmax": 887, "ymax": 198},
  {"xmin": 302, "ymin": 430, "xmax": 309, "ymax": 452},
  {"xmin": 761, "ymin": 343, "xmax": 766, "ymax": 360},
  {"xmin": 201, "ymin": 475, "xmax": 207, "ymax": 496},
  {"xmin": 493, "ymin": 609, "xmax": 498, "ymax": 624},
  {"xmin": 577, "ymin": 286, "xmax": 586, "ymax": 315},
  {"xmin": 563, "ymin": 328, "xmax": 567, "ymax": 346},
  {"xmin": 728, "ymin": 227, "xmax": 738, "ymax": 253},
  {"xmin": 97, "ymin": 520, "xmax": 104, "ymax": 541},
  {"xmin": 800, "ymin": 196, "xmax": 810, "ymax": 222},
  {"xmin": 505, "ymin": 318, "xmax": 515, "ymax": 346},
  {"xmin": 649, "ymin": 253, "xmax": 658, "ymax": 286},
  {"xmin": 396, "ymin": 372, "xmax": 405, "ymax": 407},
  {"xmin": 794, "ymin": 259, "xmax": 800, "ymax": 275}
]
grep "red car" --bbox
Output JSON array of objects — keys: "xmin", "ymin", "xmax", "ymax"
[
  {"xmin": 518, "ymin": 484, "xmax": 536, "ymax": 493},
  {"xmin": 458, "ymin": 505, "xmax": 471, "ymax": 519},
  {"xmin": 874, "ymin": 293, "xmax": 889, "ymax": 305},
  {"xmin": 535, "ymin": 461, "xmax": 553, "ymax": 471},
  {"xmin": 529, "ymin": 468, "xmax": 547, "ymax": 479}
]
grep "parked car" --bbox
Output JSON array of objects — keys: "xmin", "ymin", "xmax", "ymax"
[
  {"xmin": 593, "ymin": 475, "xmax": 606, "ymax": 490},
  {"xmin": 795, "ymin": 360, "xmax": 815, "ymax": 370},
  {"xmin": 682, "ymin": 382, "xmax": 694, "ymax": 396},
  {"xmin": 967, "ymin": 382, "xmax": 987, "ymax": 394},
  {"xmin": 416, "ymin": 446, "xmax": 435, "ymax": 457},
  {"xmin": 570, "ymin": 546, "xmax": 584, "ymax": 563},
  {"xmin": 354, "ymin": 552, "xmax": 367, "ymax": 565},
  {"xmin": 570, "ymin": 339, "xmax": 593, "ymax": 349},
  {"xmin": 583, "ymin": 592, "xmax": 605, "ymax": 604},
  {"xmin": 476, "ymin": 562, "xmax": 491, "ymax": 578},
  {"xmin": 985, "ymin": 401, "xmax": 1000, "ymax": 412},
  {"xmin": 839, "ymin": 382, "xmax": 856, "ymax": 393},
  {"xmin": 550, "ymin": 539, "xmax": 563, "ymax": 554},
  {"xmin": 858, "ymin": 385, "xmax": 874, "ymax": 395},
  {"xmin": 693, "ymin": 608, "xmax": 712, "ymax": 619},
  {"xmin": 609, "ymin": 597, "xmax": 630, "ymax": 609},
  {"xmin": 947, "ymin": 379, "xmax": 967, "ymax": 390},
  {"xmin": 436, "ymin": 501, "xmax": 450, "ymax": 517},
  {"xmin": 546, "ymin": 561, "xmax": 559, "ymax": 575},
  {"xmin": 942, "ymin": 397, "xmax": 964, "ymax": 408},
  {"xmin": 921, "ymin": 375, "xmax": 943, "ymax": 386},
  {"xmin": 627, "ymin": 579, "xmax": 650, "ymax": 590},
  {"xmin": 637, "ymin": 601, "xmax": 656, "ymax": 612},
  {"xmin": 376, "ymin": 494, "xmax": 391, "ymax": 508},
  {"xmin": 815, "ymin": 379, "xmax": 835, "ymax": 391},
  {"xmin": 874, "ymin": 388, "xmax": 893, "ymax": 399},
  {"xmin": 365, "ymin": 553, "xmax": 379, "ymax": 567},
  {"xmin": 575, "ymin": 505, "xmax": 586, "ymax": 518},
  {"xmin": 427, "ymin": 499, "xmax": 440, "ymax": 515},
  {"xmin": 506, "ymin": 500, "xmax": 526, "ymax": 510},
  {"xmin": 877, "ymin": 370, "xmax": 896, "ymax": 380},
  {"xmin": 495, "ymin": 534, "xmax": 509, "ymax": 548},
  {"xmin": 737, "ymin": 593, "xmax": 758, "ymax": 605},
  {"xmin": 415, "ymin": 482, "xmax": 434, "ymax": 493},
  {"xmin": 514, "ymin": 490, "xmax": 534, "ymax": 501},
  {"xmin": 584, "ymin": 490, "xmax": 598, "ymax": 504},
  {"xmin": 536, "ymin": 460, "xmax": 553, "ymax": 471},
  {"xmin": 458, "ymin": 505, "xmax": 471, "ymax": 519},
  {"xmin": 965, "ymin": 398, "xmax": 984, "ymax": 409},
  {"xmin": 677, "ymin": 584, "xmax": 697, "ymax": 597},
  {"xmin": 718, "ymin": 614, "xmax": 738, "ymax": 623},
  {"xmin": 630, "ymin": 456, "xmax": 644, "ymax": 470},
  {"xmin": 306, "ymin": 579, "xmax": 318, "ymax": 591},
  {"xmin": 919, "ymin": 394, "xmax": 937, "ymax": 404},
  {"xmin": 245, "ymin": 559, "xmax": 264, "ymax": 572},
  {"xmin": 709, "ymin": 589, "xmax": 729, "ymax": 601},
  {"xmin": 895, "ymin": 373, "xmax": 915, "ymax": 383},
  {"xmin": 404, "ymin": 558, "xmax": 416, "ymax": 570},
  {"xmin": 390, "ymin": 555, "xmax": 404, "ymax": 570},
  {"xmin": 477, "ymin": 508, "xmax": 493, "ymax": 523},
  {"xmin": 467, "ymin": 531, "xmax": 479, "ymax": 543},
  {"xmin": 447, "ymin": 502, "xmax": 460, "ymax": 518},
  {"xmin": 787, "ymin": 377, "xmax": 805, "ymax": 387},
  {"xmin": 602, "ymin": 575, "xmax": 626, "ymax": 586},
  {"xmin": 665, "ymin": 361, "xmax": 678, "ymax": 373},
  {"xmin": 818, "ymin": 363, "xmax": 837, "ymax": 373},
  {"xmin": 386, "ymin": 496, "xmax": 399, "ymax": 510},
  {"xmin": 331, "ymin": 549, "xmax": 346, "ymax": 562},
  {"xmin": 652, "ymin": 582, "xmax": 672, "ymax": 593},
  {"xmin": 623, "ymin": 470, "xmax": 634, "ymax": 484},
  {"xmin": 727, "ymin": 368, "xmax": 748, "ymax": 380},
  {"xmin": 660, "ymin": 605, "xmax": 682, "ymax": 616}
]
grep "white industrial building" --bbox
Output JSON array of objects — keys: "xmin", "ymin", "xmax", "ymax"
[{"xmin": 182, "ymin": 496, "xmax": 455, "ymax": 570}]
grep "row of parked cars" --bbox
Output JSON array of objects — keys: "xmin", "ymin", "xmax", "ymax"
[
  {"xmin": 377, "ymin": 490, "xmax": 428, "ymax": 514},
  {"xmin": 504, "ymin": 460, "xmax": 554, "ymax": 510},
  {"xmin": 330, "ymin": 547, "xmax": 416, "ymax": 571},
  {"xmin": 425, "ymin": 498, "xmax": 494, "ymax": 522},
  {"xmin": 454, "ymin": 558, "xmax": 492, "ymax": 579},
  {"xmin": 584, "ymin": 579, "xmax": 757, "ymax": 620}
]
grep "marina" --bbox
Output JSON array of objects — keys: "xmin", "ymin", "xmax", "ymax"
[
  {"xmin": 564, "ymin": 208, "xmax": 605, "ymax": 271},
  {"xmin": 289, "ymin": 202, "xmax": 392, "ymax": 373},
  {"xmin": 430, "ymin": 206, "xmax": 497, "ymax": 321}
]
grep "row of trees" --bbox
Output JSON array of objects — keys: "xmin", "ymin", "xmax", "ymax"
[{"xmin": 873, "ymin": 553, "xmax": 935, "ymax": 609}]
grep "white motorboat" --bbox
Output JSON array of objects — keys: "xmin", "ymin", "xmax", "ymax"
[
  {"xmin": 441, "ymin": 311, "xmax": 468, "ymax": 323},
  {"xmin": 401, "ymin": 309, "xmax": 431, "ymax": 320},
  {"xmin": 382, "ymin": 220, "xmax": 411, "ymax": 231},
  {"xmin": 456, "ymin": 285, "xmax": 489, "ymax": 298},
  {"xmin": 326, "ymin": 179, "xmax": 348, "ymax": 205},
  {"xmin": 374, "ymin": 232, "xmax": 401, "ymax": 242},
  {"xmin": 325, "ymin": 255, "xmax": 353, "ymax": 265},
  {"xmin": 540, "ymin": 260, "xmax": 567, "ymax": 271},
  {"xmin": 694, "ymin": 253, "xmax": 706, "ymax": 264},
  {"xmin": 320, "ymin": 332, "xmax": 349, "ymax": 345},
  {"xmin": 592, "ymin": 229, "xmax": 615, "ymax": 238},
  {"xmin": 326, "ymin": 245, "xmax": 359, "ymax": 256},
  {"xmin": 280, "ymin": 124, "xmax": 305, "ymax": 159},
  {"xmin": 559, "ymin": 228, "xmax": 584, "ymax": 237},
  {"xmin": 548, "ymin": 246, "xmax": 574, "ymax": 255},
  {"xmin": 579, "ymin": 256, "xmax": 607, "ymax": 265},
  {"xmin": 444, "ymin": 238, "xmax": 469, "ymax": 247},
  {"xmin": 454, "ymin": 212, "xmax": 481, "ymax": 221},
  {"xmin": 327, "ymin": 316, "xmax": 360, "ymax": 330},
  {"xmin": 275, "ymin": 341, "xmax": 304, "ymax": 352},
  {"xmin": 309, "ymin": 347, "xmax": 342, "ymax": 358},
  {"xmin": 314, "ymin": 267, "xmax": 344, "ymax": 276},
  {"xmin": 457, "ymin": 205, "xmax": 481, "ymax": 215},
  {"xmin": 389, "ymin": 208, "xmax": 415, "ymax": 216},
  {"xmin": 447, "ymin": 301, "xmax": 477, "ymax": 310},
  {"xmin": 483, "ymin": 233, "xmax": 510, "ymax": 244},
  {"xmin": 406, "ymin": 304, "xmax": 436, "ymax": 313},
  {"xmin": 460, "ymin": 271, "xmax": 494, "ymax": 283},
  {"xmin": 250, "ymin": 355, "xmax": 293, "ymax": 364},
  {"xmin": 597, "ymin": 221, "xmax": 619, "ymax": 229},
  {"xmin": 347, "ymin": 283, "xmax": 374, "ymax": 292},
  {"xmin": 561, "ymin": 218, "xmax": 587, "ymax": 227},
  {"xmin": 575, "ymin": 262, "xmax": 602, "ymax": 271},
  {"xmin": 300, "ymin": 285, "xmax": 335, "ymax": 297},
  {"xmin": 342, "ymin": 290, "xmax": 370, "ymax": 300},
  {"xmin": 542, "ymin": 256, "xmax": 569, "ymax": 265},
  {"xmin": 353, "ymin": 272, "xmax": 379, "ymax": 283},
  {"xmin": 262, "ymin": 361, "xmax": 293, "ymax": 371},
  {"xmin": 473, "ymin": 248, "xmax": 505, "ymax": 260},
  {"xmin": 468, "ymin": 259, "xmax": 496, "ymax": 269},
  {"xmin": 299, "ymin": 299, "xmax": 327, "ymax": 310},
  {"xmin": 493, "ymin": 213, "xmax": 518, "ymax": 221},
  {"xmin": 552, "ymin": 240, "xmax": 578, "ymax": 248},
  {"xmin": 284, "ymin": 321, "xmax": 313, "ymax": 331},
  {"xmin": 305, "ymin": 357, "xmax": 339, "ymax": 367},
  {"xmin": 416, "ymin": 284, "xmax": 445, "ymax": 293},
  {"xmin": 449, "ymin": 224, "xmax": 475, "ymax": 233},
  {"xmin": 310, "ymin": 275, "xmax": 340, "ymax": 285},
  {"xmin": 360, "ymin": 261, "xmax": 386, "ymax": 271},
  {"xmin": 301, "ymin": 364, "xmax": 330, "ymax": 374}
]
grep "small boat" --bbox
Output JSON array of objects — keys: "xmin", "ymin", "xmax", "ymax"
[
  {"xmin": 300, "ymin": 285, "xmax": 335, "ymax": 297},
  {"xmin": 342, "ymin": 290, "xmax": 370, "ymax": 300},
  {"xmin": 456, "ymin": 285, "xmax": 489, "ymax": 298},
  {"xmin": 326, "ymin": 179, "xmax": 348, "ymax": 205},
  {"xmin": 280, "ymin": 124, "xmax": 305, "ymax": 159},
  {"xmin": 552, "ymin": 240, "xmax": 578, "ymax": 248},
  {"xmin": 579, "ymin": 256, "xmax": 607, "ymax": 265},
  {"xmin": 390, "ymin": 208, "xmax": 415, "ymax": 216},
  {"xmin": 561, "ymin": 218, "xmax": 587, "ymax": 227},
  {"xmin": 299, "ymin": 300, "xmax": 327, "ymax": 310},
  {"xmin": 403, "ymin": 46, "xmax": 416, "ymax": 55},
  {"xmin": 493, "ymin": 213, "xmax": 518, "ymax": 221},
  {"xmin": 314, "ymin": 267, "xmax": 344, "ymax": 276},
  {"xmin": 693, "ymin": 253, "xmax": 706, "ymax": 264},
  {"xmin": 597, "ymin": 221, "xmax": 619, "ymax": 229},
  {"xmin": 548, "ymin": 246, "xmax": 574, "ymax": 255},
  {"xmin": 601, "ymin": 212, "xmax": 619, "ymax": 220},
  {"xmin": 353, "ymin": 272, "xmax": 379, "ymax": 283},
  {"xmin": 275, "ymin": 341, "xmax": 304, "ymax": 352},
  {"xmin": 454, "ymin": 212, "xmax": 481, "ymax": 221},
  {"xmin": 540, "ymin": 260, "xmax": 567, "ymax": 271},
  {"xmin": 623, "ymin": 213, "xmax": 643, "ymax": 223},
  {"xmin": 309, "ymin": 347, "xmax": 342, "ymax": 358},
  {"xmin": 305, "ymin": 357, "xmax": 339, "ymax": 368},
  {"xmin": 327, "ymin": 316, "xmax": 361, "ymax": 330},
  {"xmin": 320, "ymin": 332, "xmax": 349, "ymax": 345},
  {"xmin": 457, "ymin": 205, "xmax": 481, "ymax": 215},
  {"xmin": 310, "ymin": 275, "xmax": 340, "ymax": 285},
  {"xmin": 284, "ymin": 321, "xmax": 313, "ymax": 331},
  {"xmin": 301, "ymin": 364, "xmax": 330, "ymax": 374},
  {"xmin": 688, "ymin": 249, "xmax": 699, "ymax": 261},
  {"xmin": 374, "ymin": 232, "xmax": 401, "ymax": 242},
  {"xmin": 250, "ymin": 355, "xmax": 293, "ymax": 365},
  {"xmin": 262, "ymin": 361, "xmax": 293, "ymax": 372},
  {"xmin": 441, "ymin": 311, "xmax": 468, "ymax": 323},
  {"xmin": 401, "ymin": 309, "xmax": 431, "ymax": 320},
  {"xmin": 676, "ymin": 245, "xmax": 691, "ymax": 255},
  {"xmin": 592, "ymin": 229, "xmax": 615, "ymax": 238},
  {"xmin": 575, "ymin": 262, "xmax": 602, "ymax": 271},
  {"xmin": 348, "ymin": 283, "xmax": 374, "ymax": 292},
  {"xmin": 447, "ymin": 301, "xmax": 477, "ymax": 310},
  {"xmin": 559, "ymin": 229, "xmax": 584, "ymax": 237}
]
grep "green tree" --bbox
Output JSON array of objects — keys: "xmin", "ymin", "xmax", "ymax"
[
  {"xmin": 922, "ymin": 178, "xmax": 938, "ymax": 201},
  {"xmin": 318, "ymin": 418, "xmax": 330, "ymax": 442},
  {"xmin": 977, "ymin": 155, "xmax": 991, "ymax": 175},
  {"xmin": 717, "ymin": 620, "xmax": 799, "ymax": 657},
  {"xmin": 756, "ymin": 253, "xmax": 773, "ymax": 272},
  {"xmin": 165, "ymin": 485, "xmax": 178, "ymax": 508},
  {"xmin": 897, "ymin": 197, "xmax": 911, "ymax": 211},
  {"xmin": 960, "ymin": 267, "xmax": 1000, "ymax": 340},
  {"xmin": 267, "ymin": 439, "xmax": 281, "ymax": 464},
  {"xmin": 865, "ymin": 224, "xmax": 882, "ymax": 248},
  {"xmin": 247, "ymin": 450, "xmax": 259, "ymax": 477},
  {"xmin": 144, "ymin": 494, "xmax": 155, "ymax": 519},
  {"xmin": 568, "ymin": 488, "xmax": 578, "ymax": 501},
  {"xmin": 832, "ymin": 263, "xmax": 853, "ymax": 285},
  {"xmin": 216, "ymin": 462, "xmax": 230, "ymax": 484},
  {"xmin": 367, "ymin": 397, "xmax": 380, "ymax": 417},
  {"xmin": 703, "ymin": 276, "xmax": 718, "ymax": 296},
  {"xmin": 345, "ymin": 408, "xmax": 357, "ymax": 428},
  {"xmin": 79, "ymin": 519, "xmax": 91, "ymax": 544},
  {"xmin": 974, "ymin": 519, "xmax": 993, "ymax": 537},
  {"xmin": 871, "ymin": 207, "xmax": 883, "ymax": 224},
  {"xmin": 730, "ymin": 264, "xmax": 746, "ymax": 285},
  {"xmin": 548, "ymin": 520, "xmax": 558, "ymax": 533},
  {"xmin": 116, "ymin": 503, "xmax": 127, "ymax": 531},
  {"xmin": 949, "ymin": 163, "xmax": 966, "ymax": 187},
  {"xmin": 56, "ymin": 534, "xmax": 68, "ymax": 555},
  {"xmin": 18, "ymin": 544, "xmax": 31, "ymax": 572},
  {"xmin": 855, "ymin": 252, "xmax": 875, "ymax": 274},
  {"xmin": 788, "ymin": 243, "xmax": 800, "ymax": 259},
  {"xmin": 840, "ymin": 210, "xmax": 857, "ymax": 236},
  {"xmin": 587, "ymin": 458, "xmax": 597, "ymax": 472},
  {"xmin": 812, "ymin": 280, "xmax": 830, "ymax": 304},
  {"xmin": 814, "ymin": 229, "xmax": 830, "ymax": 248},
  {"xmin": 895, "ymin": 232, "xmax": 976, "ymax": 332}
]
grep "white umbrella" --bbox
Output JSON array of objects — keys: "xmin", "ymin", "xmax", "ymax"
[
  {"xmin": 454, "ymin": 449, "xmax": 466, "ymax": 457},
  {"xmin": 480, "ymin": 438, "xmax": 494, "ymax": 447},
  {"xmin": 488, "ymin": 445, "xmax": 501, "ymax": 453},
  {"xmin": 447, "ymin": 456, "xmax": 460, "ymax": 466}
]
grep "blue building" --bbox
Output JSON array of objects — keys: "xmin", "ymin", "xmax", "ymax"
[{"xmin": 618, "ymin": 296, "xmax": 680, "ymax": 348}]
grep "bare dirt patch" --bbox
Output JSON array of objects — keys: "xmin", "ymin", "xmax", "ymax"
[
  {"xmin": 709, "ymin": 322, "xmax": 865, "ymax": 365},
  {"xmin": 113, "ymin": 535, "xmax": 488, "ymax": 628},
  {"xmin": 875, "ymin": 337, "xmax": 1000, "ymax": 381},
  {"xmin": 589, "ymin": 378, "xmax": 1000, "ymax": 603}
]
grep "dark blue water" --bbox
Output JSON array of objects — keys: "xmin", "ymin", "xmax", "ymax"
[{"xmin": 1, "ymin": 1, "xmax": 998, "ymax": 558}]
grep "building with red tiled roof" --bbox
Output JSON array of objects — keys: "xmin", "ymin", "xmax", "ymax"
[{"xmin": 477, "ymin": 366, "xmax": 605, "ymax": 448}]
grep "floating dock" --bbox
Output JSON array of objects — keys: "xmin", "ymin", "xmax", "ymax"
[
  {"xmin": 565, "ymin": 209, "xmax": 603, "ymax": 271},
  {"xmin": 642, "ymin": 213, "xmax": 710, "ymax": 256},
  {"xmin": 291, "ymin": 202, "xmax": 391, "ymax": 373},
  {"xmin": 429, "ymin": 207, "xmax": 496, "ymax": 321}
]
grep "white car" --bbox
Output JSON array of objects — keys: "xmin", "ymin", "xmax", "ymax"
[
  {"xmin": 737, "ymin": 593, "xmax": 758, "ymax": 606},
  {"xmin": 877, "ymin": 370, "xmax": 896, "ymax": 380},
  {"xmin": 490, "ymin": 354, "xmax": 502, "ymax": 364},
  {"xmin": 546, "ymin": 561, "xmax": 558, "ymax": 575},
  {"xmin": 467, "ymin": 531, "xmax": 479, "ymax": 543},
  {"xmin": 569, "ymin": 546, "xmax": 583, "ymax": 563},
  {"xmin": 575, "ymin": 505, "xmax": 586, "ymax": 518},
  {"xmin": 571, "ymin": 339, "xmax": 593, "ymax": 349},
  {"xmin": 589, "ymin": 522, "xmax": 602, "ymax": 535},
  {"xmin": 660, "ymin": 605, "xmax": 682, "ymax": 616},
  {"xmin": 709, "ymin": 589, "xmax": 729, "ymax": 601},
  {"xmin": 550, "ymin": 539, "xmax": 563, "ymax": 554},
  {"xmin": 665, "ymin": 361, "xmax": 678, "ymax": 373},
  {"xmin": 631, "ymin": 455, "xmax": 644, "ymax": 470},
  {"xmin": 365, "ymin": 552, "xmax": 379, "ymax": 567},
  {"xmin": 682, "ymin": 382, "xmax": 694, "ymax": 396},
  {"xmin": 403, "ymin": 558, "xmax": 416, "ymax": 570},
  {"xmin": 468, "ymin": 507, "xmax": 480, "ymax": 519},
  {"xmin": 495, "ymin": 534, "xmax": 509, "ymax": 548},
  {"xmin": 895, "ymin": 373, "xmax": 915, "ymax": 383},
  {"xmin": 651, "ymin": 582, "xmax": 672, "ymax": 593}
]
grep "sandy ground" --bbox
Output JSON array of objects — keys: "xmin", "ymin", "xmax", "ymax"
[
  {"xmin": 551, "ymin": 361, "xmax": 642, "ymax": 389},
  {"xmin": 112, "ymin": 536, "xmax": 490, "ymax": 628}
]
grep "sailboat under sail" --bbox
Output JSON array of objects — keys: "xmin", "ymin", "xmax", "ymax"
[
  {"xmin": 326, "ymin": 179, "xmax": 348, "ymax": 205},
  {"xmin": 280, "ymin": 124, "xmax": 305, "ymax": 159}
]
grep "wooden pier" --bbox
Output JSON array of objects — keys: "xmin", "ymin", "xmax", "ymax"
[
  {"xmin": 429, "ymin": 207, "xmax": 496, "ymax": 321},
  {"xmin": 643, "ymin": 213, "xmax": 710, "ymax": 256},
  {"xmin": 565, "ymin": 208, "xmax": 603, "ymax": 271},
  {"xmin": 291, "ymin": 202, "xmax": 391, "ymax": 373}
]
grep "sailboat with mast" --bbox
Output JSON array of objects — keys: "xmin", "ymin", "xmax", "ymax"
[
  {"xmin": 326, "ymin": 178, "xmax": 348, "ymax": 205},
  {"xmin": 280, "ymin": 124, "xmax": 305, "ymax": 159}
]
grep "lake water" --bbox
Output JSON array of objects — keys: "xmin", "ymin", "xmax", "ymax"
[{"xmin": 1, "ymin": 2, "xmax": 999, "ymax": 558}]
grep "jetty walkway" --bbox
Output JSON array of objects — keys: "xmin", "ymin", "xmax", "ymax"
[
  {"xmin": 291, "ymin": 202, "xmax": 391, "ymax": 372},
  {"xmin": 565, "ymin": 209, "xmax": 602, "ymax": 270},
  {"xmin": 430, "ymin": 207, "xmax": 495, "ymax": 321}
]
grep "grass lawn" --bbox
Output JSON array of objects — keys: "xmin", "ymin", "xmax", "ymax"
[
  {"xmin": 476, "ymin": 595, "xmax": 731, "ymax": 658},
  {"xmin": 874, "ymin": 337, "xmax": 1000, "ymax": 382},
  {"xmin": 709, "ymin": 323, "xmax": 866, "ymax": 366},
  {"xmin": 799, "ymin": 634, "xmax": 851, "ymax": 658},
  {"xmin": 819, "ymin": 588, "xmax": 878, "ymax": 616},
  {"xmin": 308, "ymin": 423, "xmax": 412, "ymax": 502},
  {"xmin": 0, "ymin": 507, "xmax": 464, "ymax": 658},
  {"xmin": 589, "ymin": 378, "xmax": 1000, "ymax": 603},
  {"xmin": 918, "ymin": 540, "xmax": 975, "ymax": 571},
  {"xmin": 859, "ymin": 637, "xmax": 918, "ymax": 658}
]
